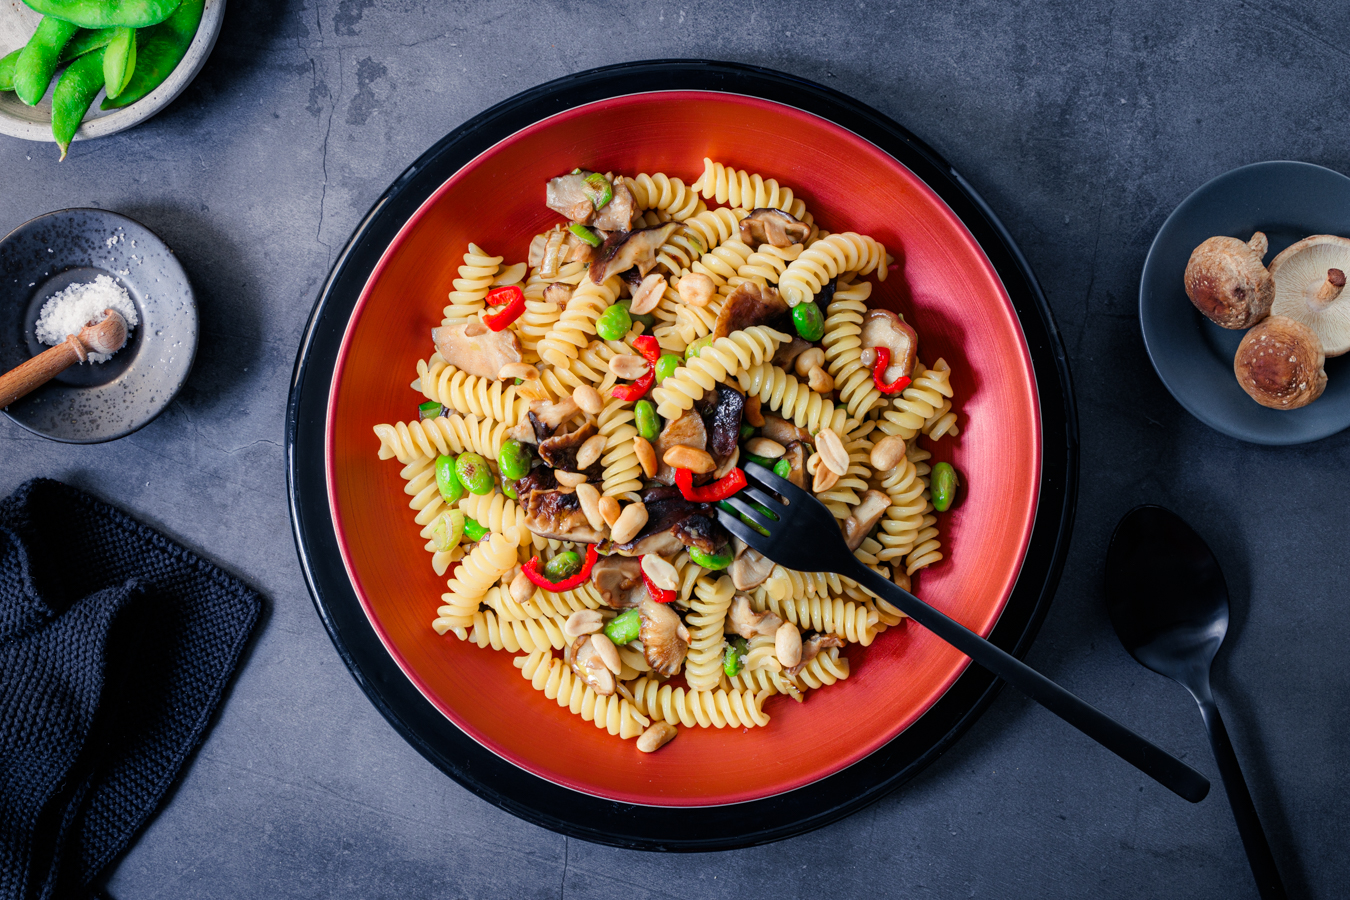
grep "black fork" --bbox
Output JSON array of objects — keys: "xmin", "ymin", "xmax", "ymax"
[{"xmin": 717, "ymin": 463, "xmax": 1210, "ymax": 803}]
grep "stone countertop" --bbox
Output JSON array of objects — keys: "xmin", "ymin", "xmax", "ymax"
[{"xmin": 2, "ymin": 1, "xmax": 1346, "ymax": 897}]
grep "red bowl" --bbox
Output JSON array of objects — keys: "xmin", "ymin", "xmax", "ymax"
[{"xmin": 326, "ymin": 91, "xmax": 1040, "ymax": 807}]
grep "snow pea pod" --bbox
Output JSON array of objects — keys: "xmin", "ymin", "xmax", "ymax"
[
  {"xmin": 102, "ymin": 26, "xmax": 136, "ymax": 98},
  {"xmin": 0, "ymin": 50, "xmax": 18, "ymax": 92},
  {"xmin": 22, "ymin": 0, "xmax": 182, "ymax": 29},
  {"xmin": 14, "ymin": 16, "xmax": 79, "ymax": 105},
  {"xmin": 101, "ymin": 0, "xmax": 201, "ymax": 110},
  {"xmin": 51, "ymin": 48, "xmax": 104, "ymax": 160}
]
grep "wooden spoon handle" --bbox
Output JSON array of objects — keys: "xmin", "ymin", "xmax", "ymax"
[{"xmin": 0, "ymin": 336, "xmax": 84, "ymax": 409}]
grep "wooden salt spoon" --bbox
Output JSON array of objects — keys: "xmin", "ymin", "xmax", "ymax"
[{"xmin": 0, "ymin": 309, "xmax": 128, "ymax": 409}]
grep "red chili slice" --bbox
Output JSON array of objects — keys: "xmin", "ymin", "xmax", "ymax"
[
  {"xmin": 521, "ymin": 543, "xmax": 599, "ymax": 592},
  {"xmin": 871, "ymin": 347, "xmax": 912, "ymax": 395},
  {"xmin": 482, "ymin": 285, "xmax": 526, "ymax": 332}
]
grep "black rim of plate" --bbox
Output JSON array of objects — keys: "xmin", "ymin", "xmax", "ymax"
[{"xmin": 285, "ymin": 60, "xmax": 1079, "ymax": 852}]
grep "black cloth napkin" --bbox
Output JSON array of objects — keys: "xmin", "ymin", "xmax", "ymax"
[{"xmin": 0, "ymin": 479, "xmax": 262, "ymax": 900}]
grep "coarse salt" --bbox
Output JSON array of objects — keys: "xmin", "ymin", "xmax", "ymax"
[{"xmin": 34, "ymin": 275, "xmax": 138, "ymax": 363}]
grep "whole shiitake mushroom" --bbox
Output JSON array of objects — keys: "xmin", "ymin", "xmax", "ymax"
[
  {"xmin": 1233, "ymin": 315, "xmax": 1327, "ymax": 410},
  {"xmin": 1184, "ymin": 232, "xmax": 1274, "ymax": 329}
]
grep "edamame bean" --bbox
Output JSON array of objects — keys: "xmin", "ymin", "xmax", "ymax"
[
  {"xmin": 101, "ymin": 26, "xmax": 136, "ymax": 99},
  {"xmin": 61, "ymin": 27, "xmax": 117, "ymax": 62},
  {"xmin": 101, "ymin": 0, "xmax": 203, "ymax": 110},
  {"xmin": 497, "ymin": 439, "xmax": 532, "ymax": 481},
  {"xmin": 688, "ymin": 547, "xmax": 734, "ymax": 570},
  {"xmin": 51, "ymin": 48, "xmax": 104, "ymax": 159},
  {"xmin": 418, "ymin": 399, "xmax": 442, "ymax": 420},
  {"xmin": 14, "ymin": 16, "xmax": 79, "ymax": 106},
  {"xmin": 654, "ymin": 353, "xmax": 680, "ymax": 383},
  {"xmin": 595, "ymin": 303, "xmax": 632, "ymax": 342},
  {"xmin": 617, "ymin": 299, "xmax": 656, "ymax": 330},
  {"xmin": 501, "ymin": 479, "xmax": 518, "ymax": 500},
  {"xmin": 738, "ymin": 423, "xmax": 755, "ymax": 440},
  {"xmin": 931, "ymin": 462, "xmax": 960, "ymax": 512},
  {"xmin": 685, "ymin": 336, "xmax": 712, "ymax": 360},
  {"xmin": 463, "ymin": 518, "xmax": 489, "ymax": 542},
  {"xmin": 773, "ymin": 458, "xmax": 791, "ymax": 479},
  {"xmin": 633, "ymin": 400, "xmax": 659, "ymax": 441},
  {"xmin": 434, "ymin": 454, "xmax": 464, "ymax": 504},
  {"xmin": 544, "ymin": 551, "xmax": 582, "ymax": 582},
  {"xmin": 723, "ymin": 637, "xmax": 748, "ymax": 677},
  {"xmin": 604, "ymin": 608, "xmax": 641, "ymax": 645},
  {"xmin": 791, "ymin": 301, "xmax": 825, "ymax": 342},
  {"xmin": 0, "ymin": 50, "xmax": 20, "ymax": 92},
  {"xmin": 454, "ymin": 452, "xmax": 494, "ymax": 495},
  {"xmin": 742, "ymin": 452, "xmax": 775, "ymax": 470},
  {"xmin": 24, "ymin": 0, "xmax": 181, "ymax": 29},
  {"xmin": 715, "ymin": 500, "xmax": 770, "ymax": 537}
]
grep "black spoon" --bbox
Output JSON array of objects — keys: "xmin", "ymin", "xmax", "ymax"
[{"xmin": 1106, "ymin": 505, "xmax": 1286, "ymax": 900}]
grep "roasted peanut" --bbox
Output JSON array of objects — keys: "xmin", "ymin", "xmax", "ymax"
[
  {"xmin": 499, "ymin": 362, "xmax": 539, "ymax": 382},
  {"xmin": 555, "ymin": 470, "xmax": 588, "ymax": 487},
  {"xmin": 509, "ymin": 568, "xmax": 533, "ymax": 605},
  {"xmin": 629, "ymin": 273, "xmax": 667, "ymax": 315},
  {"xmin": 572, "ymin": 384, "xmax": 604, "ymax": 416},
  {"xmin": 598, "ymin": 495, "xmax": 622, "ymax": 527},
  {"xmin": 663, "ymin": 445, "xmax": 715, "ymax": 473},
  {"xmin": 812, "ymin": 461, "xmax": 840, "ymax": 492},
  {"xmin": 637, "ymin": 721, "xmax": 678, "ymax": 753},
  {"xmin": 590, "ymin": 632, "xmax": 623, "ymax": 674},
  {"xmin": 575, "ymin": 482, "xmax": 606, "ymax": 531},
  {"xmin": 610, "ymin": 501, "xmax": 648, "ymax": 544},
  {"xmin": 815, "ymin": 427, "xmax": 848, "ymax": 476},
  {"xmin": 633, "ymin": 436, "xmax": 658, "ymax": 478},
  {"xmin": 775, "ymin": 621, "xmax": 802, "ymax": 668},
  {"xmin": 869, "ymin": 434, "xmax": 907, "ymax": 471},
  {"xmin": 677, "ymin": 272, "xmax": 715, "ymax": 307},
  {"xmin": 744, "ymin": 437, "xmax": 785, "ymax": 459},
  {"xmin": 609, "ymin": 354, "xmax": 650, "ymax": 380},
  {"xmin": 576, "ymin": 434, "xmax": 608, "ymax": 470},
  {"xmin": 807, "ymin": 365, "xmax": 834, "ymax": 394},
  {"xmin": 564, "ymin": 609, "xmax": 604, "ymax": 639},
  {"xmin": 641, "ymin": 554, "xmax": 679, "ymax": 591}
]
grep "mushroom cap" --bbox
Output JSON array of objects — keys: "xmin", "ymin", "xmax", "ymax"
[
  {"xmin": 1183, "ymin": 234, "xmax": 1273, "ymax": 329},
  {"xmin": 1233, "ymin": 315, "xmax": 1327, "ymax": 410},
  {"xmin": 859, "ymin": 309, "xmax": 918, "ymax": 383},
  {"xmin": 1268, "ymin": 234, "xmax": 1350, "ymax": 356}
]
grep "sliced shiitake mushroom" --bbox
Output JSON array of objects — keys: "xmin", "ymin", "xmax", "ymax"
[
  {"xmin": 591, "ymin": 555, "xmax": 645, "ymax": 608},
  {"xmin": 567, "ymin": 634, "xmax": 616, "ymax": 696},
  {"xmin": 537, "ymin": 420, "xmax": 599, "ymax": 471},
  {"xmin": 784, "ymin": 634, "xmax": 845, "ymax": 677},
  {"xmin": 729, "ymin": 544, "xmax": 775, "ymax": 591},
  {"xmin": 739, "ymin": 208, "xmax": 811, "ymax": 249},
  {"xmin": 728, "ymin": 592, "xmax": 782, "ymax": 639},
  {"xmin": 780, "ymin": 441, "xmax": 808, "ymax": 488},
  {"xmin": 592, "ymin": 178, "xmax": 638, "ymax": 233},
  {"xmin": 589, "ymin": 224, "xmax": 678, "ymax": 284},
  {"xmin": 713, "ymin": 281, "xmax": 791, "ymax": 339},
  {"xmin": 431, "ymin": 320, "xmax": 523, "ymax": 380},
  {"xmin": 841, "ymin": 490, "xmax": 892, "ymax": 551},
  {"xmin": 652, "ymin": 409, "xmax": 708, "ymax": 485},
  {"xmin": 639, "ymin": 596, "xmax": 690, "ymax": 677},
  {"xmin": 858, "ymin": 309, "xmax": 917, "ymax": 385}
]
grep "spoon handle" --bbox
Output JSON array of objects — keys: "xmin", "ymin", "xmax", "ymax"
[{"xmin": 1198, "ymin": 698, "xmax": 1286, "ymax": 900}]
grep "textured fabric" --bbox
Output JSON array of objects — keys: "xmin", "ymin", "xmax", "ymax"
[{"xmin": 0, "ymin": 479, "xmax": 263, "ymax": 900}]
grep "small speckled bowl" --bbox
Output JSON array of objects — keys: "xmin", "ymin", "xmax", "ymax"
[{"xmin": 0, "ymin": 208, "xmax": 196, "ymax": 442}]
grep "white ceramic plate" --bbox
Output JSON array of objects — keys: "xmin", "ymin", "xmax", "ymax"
[{"xmin": 0, "ymin": 0, "xmax": 224, "ymax": 146}]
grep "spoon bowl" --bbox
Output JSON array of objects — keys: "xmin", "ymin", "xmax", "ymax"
[{"xmin": 1106, "ymin": 505, "xmax": 1287, "ymax": 900}]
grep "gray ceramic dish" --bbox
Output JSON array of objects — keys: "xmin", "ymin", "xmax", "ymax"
[
  {"xmin": 0, "ymin": 208, "xmax": 197, "ymax": 442},
  {"xmin": 1140, "ymin": 160, "xmax": 1350, "ymax": 445}
]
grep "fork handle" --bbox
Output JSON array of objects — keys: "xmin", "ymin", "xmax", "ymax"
[{"xmin": 849, "ymin": 564, "xmax": 1211, "ymax": 803}]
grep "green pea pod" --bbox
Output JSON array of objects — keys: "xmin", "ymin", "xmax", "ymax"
[
  {"xmin": 102, "ymin": 26, "xmax": 136, "ymax": 99},
  {"xmin": 14, "ymin": 16, "xmax": 79, "ymax": 105},
  {"xmin": 0, "ymin": 50, "xmax": 19, "ymax": 92},
  {"xmin": 22, "ymin": 0, "xmax": 183, "ymax": 29},
  {"xmin": 51, "ymin": 47, "xmax": 104, "ymax": 160},
  {"xmin": 101, "ymin": 0, "xmax": 201, "ymax": 110},
  {"xmin": 61, "ymin": 27, "xmax": 118, "ymax": 62}
]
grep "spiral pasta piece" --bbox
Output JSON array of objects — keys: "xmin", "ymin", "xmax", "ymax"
[
  {"xmin": 415, "ymin": 354, "xmax": 529, "ymax": 426},
  {"xmin": 905, "ymin": 507, "xmax": 943, "ymax": 577},
  {"xmin": 742, "ymin": 632, "xmax": 781, "ymax": 672},
  {"xmin": 373, "ymin": 413, "xmax": 510, "ymax": 464},
  {"xmin": 515, "ymin": 269, "xmax": 578, "ymax": 360},
  {"xmin": 446, "ymin": 604, "xmax": 571, "ymax": 652},
  {"xmin": 690, "ymin": 158, "xmax": 812, "ymax": 224},
  {"xmin": 487, "ymin": 580, "xmax": 606, "ymax": 622},
  {"xmin": 817, "ymin": 427, "xmax": 874, "ymax": 520},
  {"xmin": 652, "ymin": 325, "xmax": 789, "ymax": 421},
  {"xmin": 625, "ymin": 172, "xmax": 704, "ymax": 221},
  {"xmin": 515, "ymin": 652, "xmax": 650, "ymax": 739},
  {"xmin": 685, "ymin": 575, "xmax": 734, "ymax": 691},
  {"xmin": 875, "ymin": 360, "xmax": 954, "ymax": 442},
  {"xmin": 595, "ymin": 397, "xmax": 643, "ymax": 499},
  {"xmin": 778, "ymin": 233, "xmax": 888, "ymax": 307},
  {"xmin": 442, "ymin": 243, "xmax": 502, "ymax": 326},
  {"xmin": 537, "ymin": 275, "xmax": 623, "ymax": 369},
  {"xmin": 436, "ymin": 529, "xmax": 523, "ymax": 628},
  {"xmin": 628, "ymin": 677, "xmax": 771, "ymax": 729},
  {"xmin": 734, "ymin": 363, "xmax": 850, "ymax": 437},
  {"xmin": 656, "ymin": 207, "xmax": 747, "ymax": 273},
  {"xmin": 457, "ymin": 491, "xmax": 551, "ymax": 557},
  {"xmin": 759, "ymin": 565, "xmax": 846, "ymax": 601},
  {"xmin": 918, "ymin": 359, "xmax": 959, "ymax": 441},
  {"xmin": 821, "ymin": 278, "xmax": 883, "ymax": 419},
  {"xmin": 751, "ymin": 592, "xmax": 879, "ymax": 646},
  {"xmin": 727, "ymin": 667, "xmax": 801, "ymax": 701},
  {"xmin": 782, "ymin": 647, "xmax": 851, "ymax": 691},
  {"xmin": 876, "ymin": 454, "xmax": 927, "ymax": 562},
  {"xmin": 731, "ymin": 242, "xmax": 804, "ymax": 292}
]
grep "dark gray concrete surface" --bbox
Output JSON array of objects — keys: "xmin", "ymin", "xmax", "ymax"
[{"xmin": 3, "ymin": 1, "xmax": 1347, "ymax": 897}]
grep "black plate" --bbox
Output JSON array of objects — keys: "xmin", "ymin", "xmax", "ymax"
[
  {"xmin": 285, "ymin": 60, "xmax": 1078, "ymax": 851},
  {"xmin": 0, "ymin": 208, "xmax": 197, "ymax": 443},
  {"xmin": 1140, "ymin": 160, "xmax": 1350, "ymax": 445}
]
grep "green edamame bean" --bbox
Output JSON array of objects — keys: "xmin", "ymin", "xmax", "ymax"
[
  {"xmin": 742, "ymin": 452, "xmax": 775, "ymax": 470},
  {"xmin": 102, "ymin": 26, "xmax": 135, "ymax": 99},
  {"xmin": 791, "ymin": 301, "xmax": 825, "ymax": 342},
  {"xmin": 633, "ymin": 400, "xmax": 660, "ymax": 441},
  {"xmin": 434, "ymin": 454, "xmax": 464, "ymax": 504},
  {"xmin": 685, "ymin": 336, "xmax": 712, "ymax": 360},
  {"xmin": 689, "ymin": 547, "xmax": 734, "ymax": 570},
  {"xmin": 931, "ymin": 462, "xmax": 960, "ymax": 512},
  {"xmin": 501, "ymin": 478, "xmax": 518, "ymax": 500},
  {"xmin": 654, "ymin": 353, "xmax": 680, "ymax": 383},
  {"xmin": 0, "ymin": 49, "xmax": 20, "ymax": 92},
  {"xmin": 51, "ymin": 47, "xmax": 103, "ymax": 159},
  {"xmin": 418, "ymin": 399, "xmax": 442, "ymax": 420},
  {"xmin": 24, "ymin": 0, "xmax": 181, "ymax": 29},
  {"xmin": 773, "ymin": 458, "xmax": 791, "ymax": 479},
  {"xmin": 61, "ymin": 27, "xmax": 117, "ymax": 62},
  {"xmin": 497, "ymin": 439, "xmax": 532, "ymax": 481},
  {"xmin": 604, "ymin": 609, "xmax": 641, "ymax": 645},
  {"xmin": 617, "ymin": 299, "xmax": 656, "ymax": 330},
  {"xmin": 544, "ymin": 551, "xmax": 582, "ymax": 582},
  {"xmin": 101, "ymin": 0, "xmax": 203, "ymax": 110},
  {"xmin": 462, "ymin": 518, "xmax": 489, "ymax": 542},
  {"xmin": 723, "ymin": 637, "xmax": 748, "ymax": 677},
  {"xmin": 738, "ymin": 423, "xmax": 755, "ymax": 440},
  {"xmin": 14, "ymin": 16, "xmax": 79, "ymax": 106},
  {"xmin": 595, "ymin": 303, "xmax": 632, "ymax": 342},
  {"xmin": 715, "ymin": 500, "xmax": 770, "ymax": 537},
  {"xmin": 454, "ymin": 452, "xmax": 494, "ymax": 495}
]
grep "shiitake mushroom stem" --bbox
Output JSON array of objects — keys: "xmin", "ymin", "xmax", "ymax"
[{"xmin": 1312, "ymin": 268, "xmax": 1346, "ymax": 310}]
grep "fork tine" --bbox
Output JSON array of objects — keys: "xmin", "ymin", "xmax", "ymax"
[
  {"xmin": 743, "ymin": 461, "xmax": 809, "ymax": 503},
  {"xmin": 716, "ymin": 508, "xmax": 771, "ymax": 551},
  {"xmin": 721, "ymin": 495, "xmax": 779, "ymax": 532},
  {"xmin": 738, "ymin": 485, "xmax": 785, "ymax": 517}
]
